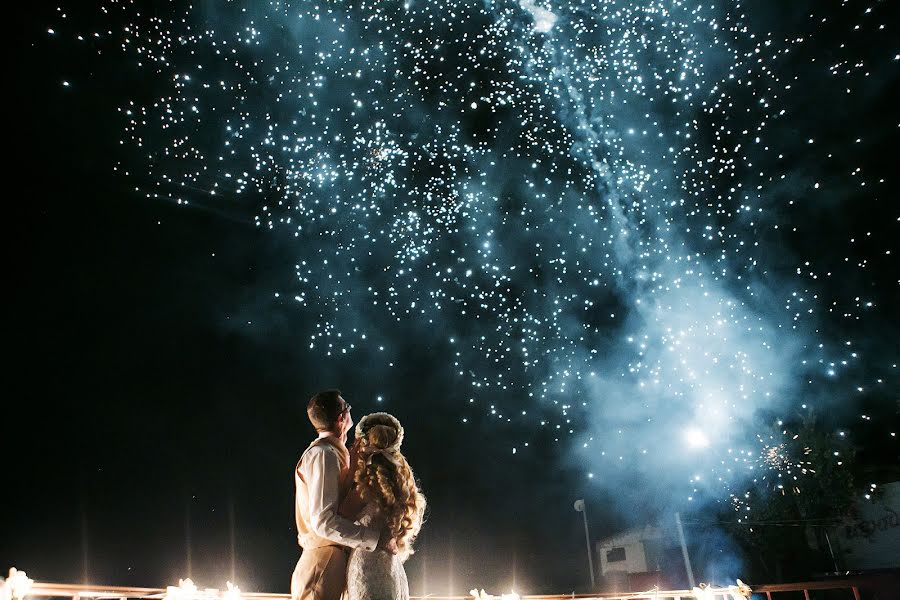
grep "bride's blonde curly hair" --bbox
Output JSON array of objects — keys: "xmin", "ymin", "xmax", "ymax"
[{"xmin": 352, "ymin": 412, "xmax": 425, "ymax": 561}]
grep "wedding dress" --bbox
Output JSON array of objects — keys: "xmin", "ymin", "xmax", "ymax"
[{"xmin": 346, "ymin": 503, "xmax": 409, "ymax": 600}]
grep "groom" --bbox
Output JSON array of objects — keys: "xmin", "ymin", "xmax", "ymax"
[{"xmin": 291, "ymin": 389, "xmax": 395, "ymax": 600}]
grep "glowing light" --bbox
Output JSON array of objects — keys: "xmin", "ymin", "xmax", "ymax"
[
  {"xmin": 685, "ymin": 427, "xmax": 710, "ymax": 449},
  {"xmin": 162, "ymin": 579, "xmax": 240, "ymax": 600},
  {"xmin": 222, "ymin": 582, "xmax": 242, "ymax": 600},
  {"xmin": 693, "ymin": 581, "xmax": 750, "ymax": 600},
  {"xmin": 0, "ymin": 569, "xmax": 33, "ymax": 600},
  {"xmin": 165, "ymin": 579, "xmax": 199, "ymax": 600},
  {"xmin": 470, "ymin": 589, "xmax": 520, "ymax": 600}
]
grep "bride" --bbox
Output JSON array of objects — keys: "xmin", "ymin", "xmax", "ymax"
[{"xmin": 340, "ymin": 413, "xmax": 426, "ymax": 600}]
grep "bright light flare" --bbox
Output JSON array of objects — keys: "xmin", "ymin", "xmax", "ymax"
[
  {"xmin": 685, "ymin": 427, "xmax": 711, "ymax": 449},
  {"xmin": 470, "ymin": 589, "xmax": 520, "ymax": 600},
  {"xmin": 0, "ymin": 569, "xmax": 33, "ymax": 600}
]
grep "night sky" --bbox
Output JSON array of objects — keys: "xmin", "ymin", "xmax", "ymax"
[{"xmin": 4, "ymin": 0, "xmax": 898, "ymax": 596}]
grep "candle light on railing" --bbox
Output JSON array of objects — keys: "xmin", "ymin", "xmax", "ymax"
[
  {"xmin": 165, "ymin": 578, "xmax": 199, "ymax": 600},
  {"xmin": 693, "ymin": 580, "xmax": 752, "ymax": 600},
  {"xmin": 222, "ymin": 582, "xmax": 241, "ymax": 600},
  {"xmin": 469, "ymin": 588, "xmax": 520, "ymax": 600},
  {"xmin": 163, "ymin": 579, "xmax": 241, "ymax": 600},
  {"xmin": 729, "ymin": 579, "xmax": 752, "ymax": 600},
  {"xmin": 1, "ymin": 568, "xmax": 34, "ymax": 600}
]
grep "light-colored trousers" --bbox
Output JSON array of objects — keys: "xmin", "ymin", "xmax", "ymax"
[{"xmin": 291, "ymin": 546, "xmax": 349, "ymax": 600}]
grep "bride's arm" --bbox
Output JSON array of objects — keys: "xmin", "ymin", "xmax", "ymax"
[{"xmin": 339, "ymin": 484, "xmax": 366, "ymax": 520}]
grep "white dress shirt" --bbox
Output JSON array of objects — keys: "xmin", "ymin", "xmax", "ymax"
[{"xmin": 295, "ymin": 435, "xmax": 379, "ymax": 551}]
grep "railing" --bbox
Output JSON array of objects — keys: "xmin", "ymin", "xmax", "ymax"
[
  {"xmin": 753, "ymin": 579, "xmax": 866, "ymax": 600},
  {"xmin": 9, "ymin": 574, "xmax": 895, "ymax": 600}
]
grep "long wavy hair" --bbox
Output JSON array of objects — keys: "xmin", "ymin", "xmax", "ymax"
[{"xmin": 352, "ymin": 413, "xmax": 425, "ymax": 561}]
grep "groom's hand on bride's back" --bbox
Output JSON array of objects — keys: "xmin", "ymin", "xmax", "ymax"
[{"xmin": 376, "ymin": 530, "xmax": 399, "ymax": 555}]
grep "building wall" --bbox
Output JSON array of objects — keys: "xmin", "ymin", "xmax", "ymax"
[
  {"xmin": 597, "ymin": 527, "xmax": 659, "ymax": 575},
  {"xmin": 829, "ymin": 481, "xmax": 900, "ymax": 570}
]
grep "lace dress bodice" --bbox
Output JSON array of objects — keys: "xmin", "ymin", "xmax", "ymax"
[{"xmin": 346, "ymin": 503, "xmax": 409, "ymax": 600}]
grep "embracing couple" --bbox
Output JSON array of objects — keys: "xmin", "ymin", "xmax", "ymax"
[{"xmin": 291, "ymin": 390, "xmax": 426, "ymax": 600}]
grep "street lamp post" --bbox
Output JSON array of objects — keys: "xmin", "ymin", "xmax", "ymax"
[{"xmin": 573, "ymin": 499, "xmax": 596, "ymax": 589}]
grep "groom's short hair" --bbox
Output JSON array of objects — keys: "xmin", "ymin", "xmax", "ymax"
[{"xmin": 307, "ymin": 389, "xmax": 344, "ymax": 432}]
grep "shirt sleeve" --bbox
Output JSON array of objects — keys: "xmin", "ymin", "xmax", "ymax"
[{"xmin": 301, "ymin": 446, "xmax": 380, "ymax": 551}]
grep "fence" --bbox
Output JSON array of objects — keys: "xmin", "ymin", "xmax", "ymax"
[{"xmin": 7, "ymin": 573, "xmax": 895, "ymax": 600}]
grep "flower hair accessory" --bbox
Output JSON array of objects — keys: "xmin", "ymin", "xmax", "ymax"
[{"xmin": 355, "ymin": 412, "xmax": 404, "ymax": 451}]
